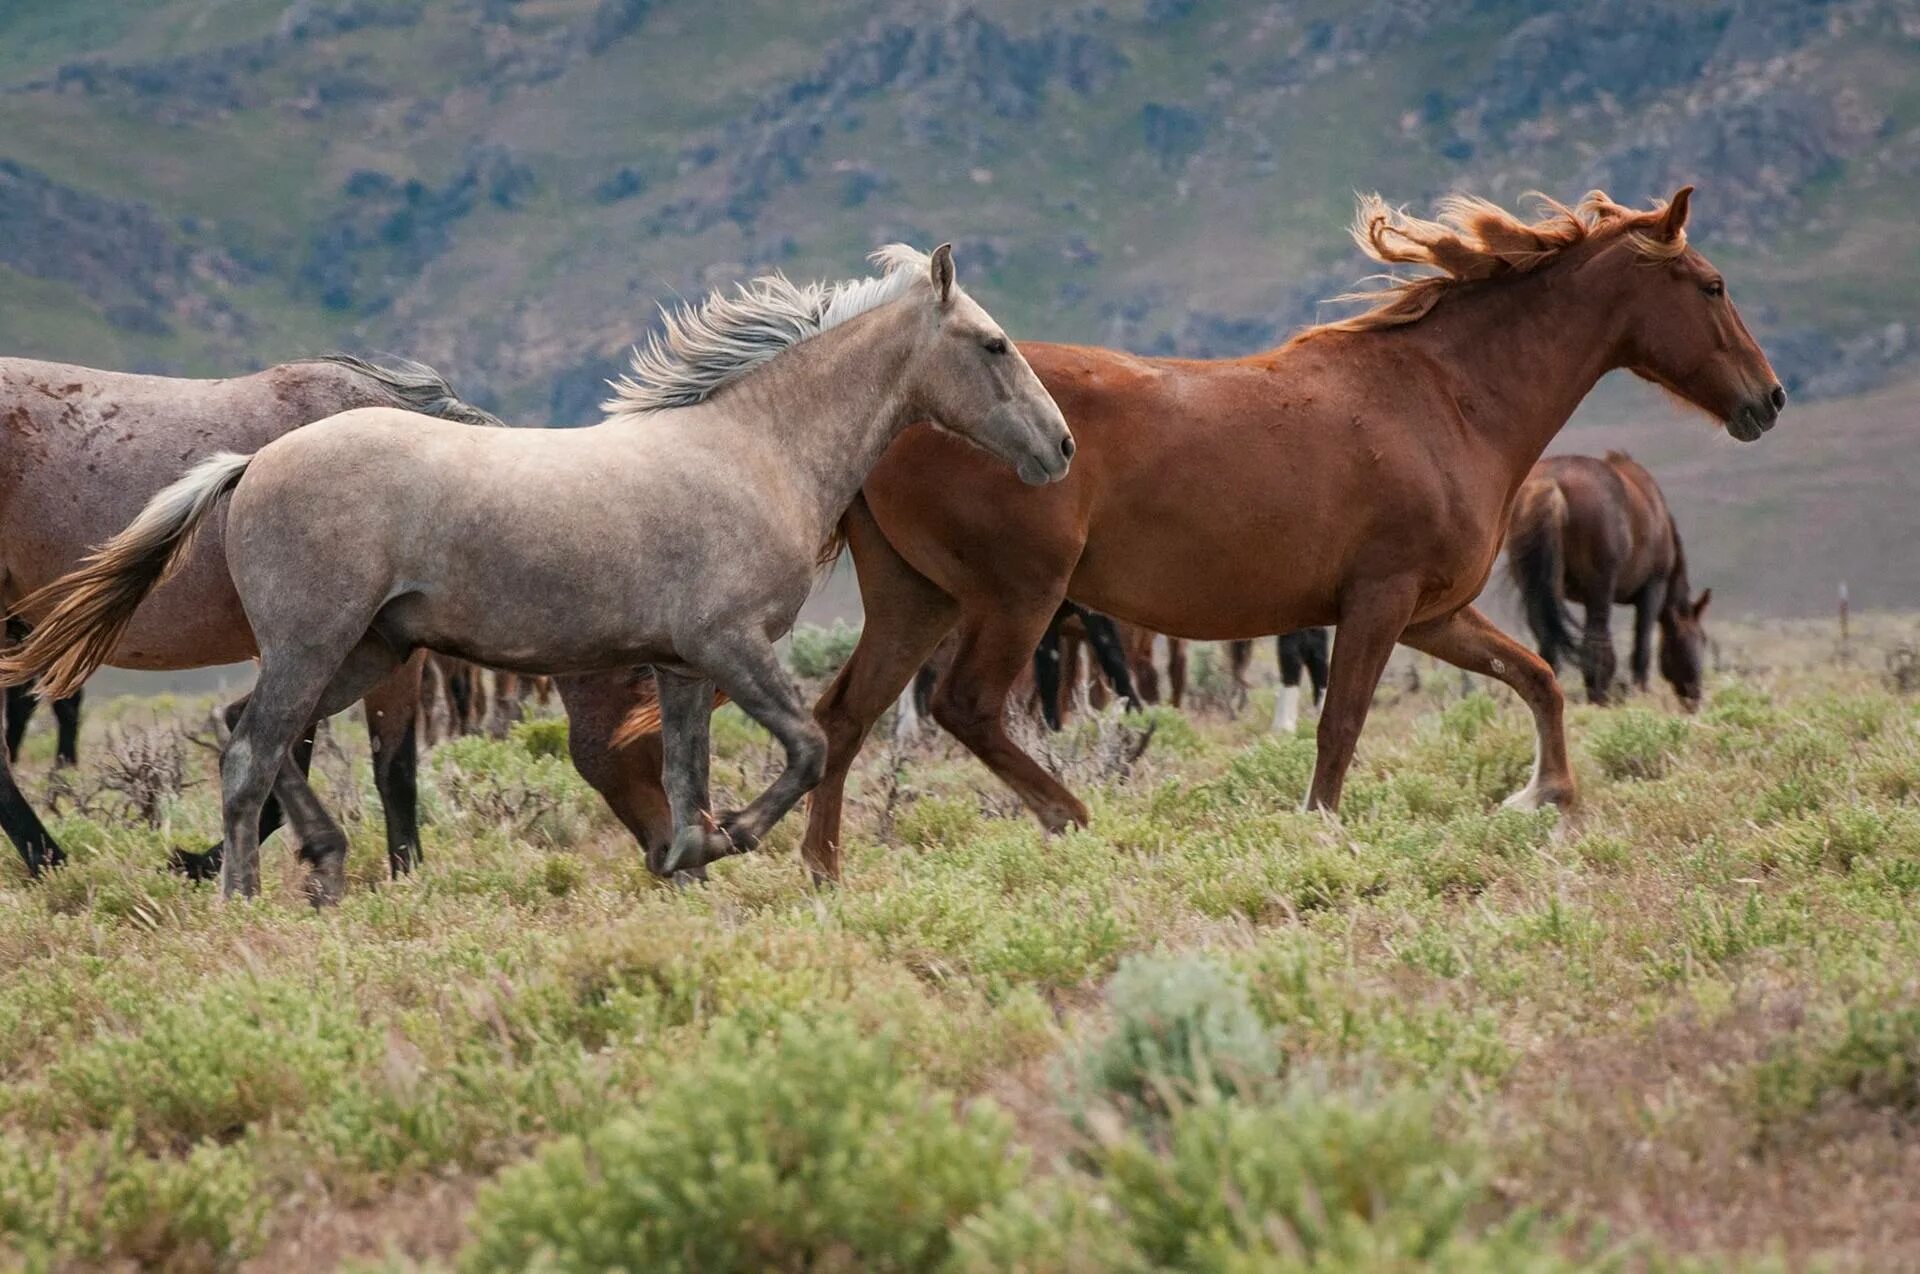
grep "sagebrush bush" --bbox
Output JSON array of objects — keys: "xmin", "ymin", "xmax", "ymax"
[
  {"xmin": 461, "ymin": 1016, "xmax": 1022, "ymax": 1273},
  {"xmin": 1093, "ymin": 1080, "xmax": 1560, "ymax": 1272},
  {"xmin": 1586, "ymin": 708, "xmax": 1691, "ymax": 780},
  {"xmin": 1079, "ymin": 953, "xmax": 1280, "ymax": 1116},
  {"xmin": 428, "ymin": 735, "xmax": 599, "ymax": 845}
]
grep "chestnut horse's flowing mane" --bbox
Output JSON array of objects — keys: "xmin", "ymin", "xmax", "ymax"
[
  {"xmin": 603, "ymin": 244, "xmax": 937, "ymax": 418},
  {"xmin": 1308, "ymin": 190, "xmax": 1688, "ymax": 337}
]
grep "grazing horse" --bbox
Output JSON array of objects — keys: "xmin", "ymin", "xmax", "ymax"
[
  {"xmin": 2, "ymin": 245, "xmax": 1072, "ymax": 900},
  {"xmin": 1229, "ymin": 629, "xmax": 1332, "ymax": 732},
  {"xmin": 551, "ymin": 187, "xmax": 1784, "ymax": 885},
  {"xmin": 0, "ymin": 354, "xmax": 495, "ymax": 878},
  {"xmin": 1506, "ymin": 451, "xmax": 1711, "ymax": 708}
]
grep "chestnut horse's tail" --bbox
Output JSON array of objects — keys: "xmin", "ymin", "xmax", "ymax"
[
  {"xmin": 0, "ymin": 452, "xmax": 252, "ymax": 698},
  {"xmin": 1506, "ymin": 477, "xmax": 1577, "ymax": 673},
  {"xmin": 611, "ymin": 676, "xmax": 731, "ymax": 749}
]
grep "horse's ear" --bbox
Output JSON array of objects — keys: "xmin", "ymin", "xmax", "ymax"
[
  {"xmin": 929, "ymin": 243, "xmax": 955, "ymax": 306},
  {"xmin": 1658, "ymin": 186, "xmax": 1694, "ymax": 242},
  {"xmin": 1692, "ymin": 587, "xmax": 1712, "ymax": 619}
]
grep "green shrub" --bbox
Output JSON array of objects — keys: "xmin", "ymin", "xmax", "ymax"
[
  {"xmin": 461, "ymin": 1016, "xmax": 1022, "ymax": 1273},
  {"xmin": 0, "ymin": 1125, "xmax": 265, "ymax": 1268},
  {"xmin": 786, "ymin": 620, "xmax": 861, "ymax": 681},
  {"xmin": 509, "ymin": 716, "xmax": 570, "ymax": 760},
  {"xmin": 429, "ymin": 735, "xmax": 599, "ymax": 845},
  {"xmin": 1586, "ymin": 708, "xmax": 1691, "ymax": 781},
  {"xmin": 1079, "ymin": 954, "xmax": 1280, "ymax": 1116},
  {"xmin": 37, "ymin": 979, "xmax": 373, "ymax": 1150},
  {"xmin": 1751, "ymin": 1000, "xmax": 1920, "ymax": 1132},
  {"xmin": 1093, "ymin": 1081, "xmax": 1555, "ymax": 1271}
]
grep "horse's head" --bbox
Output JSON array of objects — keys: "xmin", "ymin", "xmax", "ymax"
[
  {"xmin": 906, "ymin": 244, "xmax": 1073, "ymax": 486},
  {"xmin": 1612, "ymin": 187, "xmax": 1785, "ymax": 442},
  {"xmin": 1658, "ymin": 586, "xmax": 1711, "ymax": 711}
]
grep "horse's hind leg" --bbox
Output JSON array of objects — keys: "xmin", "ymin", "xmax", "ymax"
[
  {"xmin": 175, "ymin": 696, "xmax": 312, "ymax": 882},
  {"xmin": 363, "ymin": 653, "xmax": 424, "ymax": 878},
  {"xmin": 1402, "ymin": 605, "xmax": 1575, "ymax": 812},
  {"xmin": 222, "ymin": 638, "xmax": 399, "ymax": 900},
  {"xmin": 662, "ymin": 635, "xmax": 823, "ymax": 874},
  {"xmin": 5, "ymin": 683, "xmax": 35, "ymax": 760},
  {"xmin": 1275, "ymin": 632, "xmax": 1305, "ymax": 733}
]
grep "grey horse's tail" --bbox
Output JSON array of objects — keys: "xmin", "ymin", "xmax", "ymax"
[
  {"xmin": 1506, "ymin": 476, "xmax": 1578, "ymax": 673},
  {"xmin": 0, "ymin": 452, "xmax": 252, "ymax": 699},
  {"xmin": 303, "ymin": 353, "xmax": 504, "ymax": 426}
]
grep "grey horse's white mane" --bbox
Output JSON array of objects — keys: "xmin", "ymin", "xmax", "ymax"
[{"xmin": 603, "ymin": 245, "xmax": 937, "ymax": 418}]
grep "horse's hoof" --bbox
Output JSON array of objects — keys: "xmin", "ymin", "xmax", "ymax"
[
  {"xmin": 171, "ymin": 847, "xmax": 223, "ymax": 882},
  {"xmin": 663, "ymin": 825, "xmax": 730, "ymax": 876}
]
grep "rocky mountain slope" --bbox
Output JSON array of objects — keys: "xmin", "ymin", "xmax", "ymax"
[{"xmin": 1, "ymin": 0, "xmax": 1916, "ymax": 613}]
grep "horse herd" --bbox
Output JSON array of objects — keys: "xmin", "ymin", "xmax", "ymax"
[{"xmin": 0, "ymin": 185, "xmax": 1784, "ymax": 903}]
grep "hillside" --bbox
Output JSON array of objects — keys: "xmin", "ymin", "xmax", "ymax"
[{"xmin": 1, "ymin": 0, "xmax": 1917, "ymax": 614}]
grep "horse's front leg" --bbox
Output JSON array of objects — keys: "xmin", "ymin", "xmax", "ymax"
[
  {"xmin": 664, "ymin": 635, "xmax": 824, "ymax": 873},
  {"xmin": 1304, "ymin": 581, "xmax": 1418, "ymax": 812},
  {"xmin": 655, "ymin": 669, "xmax": 721, "ymax": 881}
]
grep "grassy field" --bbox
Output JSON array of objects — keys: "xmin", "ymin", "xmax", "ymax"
[{"xmin": 2, "ymin": 615, "xmax": 1919, "ymax": 1271}]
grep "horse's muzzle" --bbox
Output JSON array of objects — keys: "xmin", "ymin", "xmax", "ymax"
[{"xmin": 1727, "ymin": 384, "xmax": 1785, "ymax": 443}]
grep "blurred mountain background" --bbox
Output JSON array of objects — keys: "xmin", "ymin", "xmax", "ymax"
[{"xmin": 2, "ymin": 0, "xmax": 1916, "ymax": 625}]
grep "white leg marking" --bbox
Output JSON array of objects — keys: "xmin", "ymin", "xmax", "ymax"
[
  {"xmin": 892, "ymin": 683, "xmax": 921, "ymax": 745},
  {"xmin": 1272, "ymin": 684, "xmax": 1301, "ymax": 734}
]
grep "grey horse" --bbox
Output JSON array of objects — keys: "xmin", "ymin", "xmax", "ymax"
[{"xmin": 2, "ymin": 244, "xmax": 1072, "ymax": 902}]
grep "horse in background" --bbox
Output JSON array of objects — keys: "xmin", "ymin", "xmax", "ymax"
[
  {"xmin": 1506, "ymin": 451, "xmax": 1711, "ymax": 709},
  {"xmin": 0, "ymin": 354, "xmax": 497, "ymax": 878},
  {"xmin": 1229, "ymin": 629, "xmax": 1331, "ymax": 732},
  {"xmin": 1033, "ymin": 603, "xmax": 1142, "ymax": 729}
]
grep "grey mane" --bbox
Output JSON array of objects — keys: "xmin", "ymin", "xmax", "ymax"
[
  {"xmin": 301, "ymin": 353, "xmax": 504, "ymax": 427},
  {"xmin": 603, "ymin": 244, "xmax": 936, "ymax": 419}
]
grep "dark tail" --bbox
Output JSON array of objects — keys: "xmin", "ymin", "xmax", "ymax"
[
  {"xmin": 1506, "ymin": 479, "xmax": 1577, "ymax": 672},
  {"xmin": 304, "ymin": 353, "xmax": 504, "ymax": 427}
]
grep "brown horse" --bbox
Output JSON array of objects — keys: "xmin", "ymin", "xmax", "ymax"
[
  {"xmin": 1506, "ymin": 451, "xmax": 1711, "ymax": 709},
  {"xmin": 0, "ymin": 354, "xmax": 496, "ymax": 877},
  {"xmin": 564, "ymin": 186, "xmax": 1783, "ymax": 882}
]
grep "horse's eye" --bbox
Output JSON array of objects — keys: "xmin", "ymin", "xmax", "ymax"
[
  {"xmin": 983, "ymin": 337, "xmax": 1008, "ymax": 355},
  {"xmin": 1701, "ymin": 280, "xmax": 1724, "ymax": 298}
]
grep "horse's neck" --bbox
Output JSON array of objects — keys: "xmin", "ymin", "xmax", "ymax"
[
  {"xmin": 1412, "ymin": 262, "xmax": 1628, "ymax": 478},
  {"xmin": 708, "ymin": 307, "xmax": 919, "ymax": 538}
]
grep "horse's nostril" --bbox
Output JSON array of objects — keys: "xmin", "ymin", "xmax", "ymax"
[
  {"xmin": 1060, "ymin": 436, "xmax": 1076, "ymax": 460},
  {"xmin": 1769, "ymin": 384, "xmax": 1787, "ymax": 411}
]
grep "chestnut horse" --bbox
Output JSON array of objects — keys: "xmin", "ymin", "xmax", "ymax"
[
  {"xmin": 1506, "ymin": 451, "xmax": 1710, "ymax": 709},
  {"xmin": 566, "ymin": 187, "xmax": 1782, "ymax": 880}
]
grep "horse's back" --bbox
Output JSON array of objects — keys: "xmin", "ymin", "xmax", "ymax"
[{"xmin": 0, "ymin": 358, "xmax": 381, "ymax": 665}]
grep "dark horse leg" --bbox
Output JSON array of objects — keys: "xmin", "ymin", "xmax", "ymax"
[
  {"xmin": 0, "ymin": 686, "xmax": 62, "ymax": 875},
  {"xmin": 364, "ymin": 654, "xmax": 423, "ymax": 876},
  {"xmin": 1579, "ymin": 574, "xmax": 1619, "ymax": 705},
  {"xmin": 51, "ymin": 690, "xmax": 82, "ymax": 767},
  {"xmin": 1629, "ymin": 581, "xmax": 1664, "ymax": 694},
  {"xmin": 1164, "ymin": 637, "xmax": 1187, "ymax": 708},
  {"xmin": 1034, "ymin": 603, "xmax": 1140, "ymax": 731}
]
